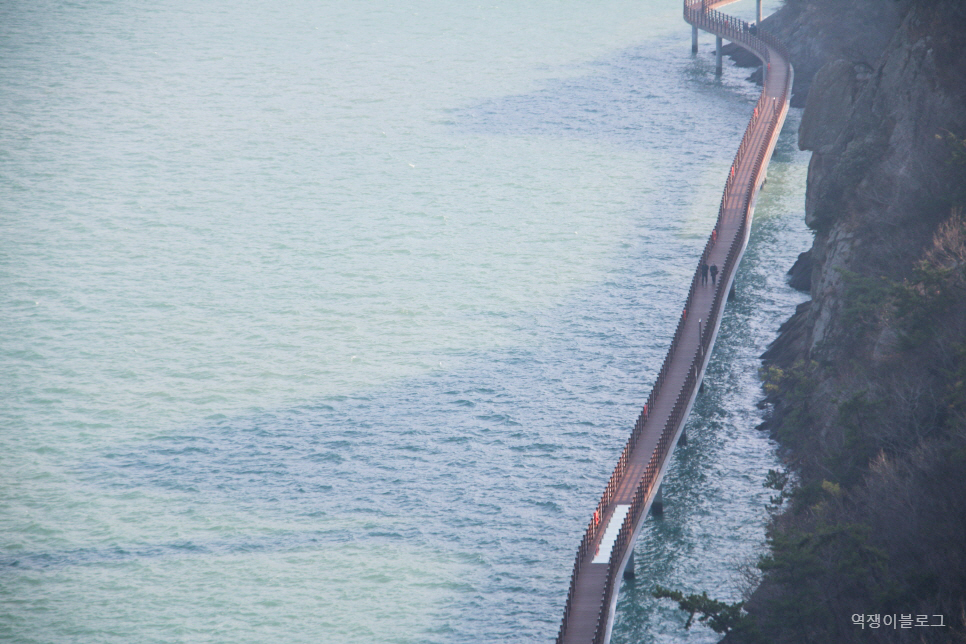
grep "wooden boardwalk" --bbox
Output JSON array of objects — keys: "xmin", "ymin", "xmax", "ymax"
[{"xmin": 555, "ymin": 2, "xmax": 792, "ymax": 643}]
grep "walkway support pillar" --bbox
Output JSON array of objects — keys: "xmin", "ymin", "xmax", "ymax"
[
  {"xmin": 680, "ymin": 428, "xmax": 688, "ymax": 446},
  {"xmin": 624, "ymin": 551, "xmax": 636, "ymax": 580},
  {"xmin": 692, "ymin": 25, "xmax": 698, "ymax": 52},
  {"xmin": 715, "ymin": 36, "xmax": 723, "ymax": 75},
  {"xmin": 652, "ymin": 485, "xmax": 664, "ymax": 516}
]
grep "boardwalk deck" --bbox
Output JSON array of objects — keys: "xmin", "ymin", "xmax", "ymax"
[{"xmin": 556, "ymin": 3, "xmax": 792, "ymax": 643}]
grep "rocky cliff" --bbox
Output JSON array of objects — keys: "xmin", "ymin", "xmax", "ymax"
[
  {"xmin": 724, "ymin": 0, "xmax": 902, "ymax": 107},
  {"xmin": 729, "ymin": 0, "xmax": 966, "ymax": 641}
]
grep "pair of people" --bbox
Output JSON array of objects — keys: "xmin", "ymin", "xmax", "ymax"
[{"xmin": 700, "ymin": 262, "xmax": 718, "ymax": 285}]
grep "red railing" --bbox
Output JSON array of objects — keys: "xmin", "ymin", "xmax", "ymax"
[{"xmin": 556, "ymin": 2, "xmax": 791, "ymax": 642}]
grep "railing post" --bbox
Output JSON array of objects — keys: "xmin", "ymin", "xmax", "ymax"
[{"xmin": 692, "ymin": 24, "xmax": 698, "ymax": 52}]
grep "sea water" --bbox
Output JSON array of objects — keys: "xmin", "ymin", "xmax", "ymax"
[{"xmin": 0, "ymin": 0, "xmax": 808, "ymax": 641}]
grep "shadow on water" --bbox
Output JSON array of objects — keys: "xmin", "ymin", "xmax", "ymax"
[
  {"xmin": 12, "ymin": 39, "xmax": 809, "ymax": 644},
  {"xmin": 450, "ymin": 35, "xmax": 760, "ymax": 153}
]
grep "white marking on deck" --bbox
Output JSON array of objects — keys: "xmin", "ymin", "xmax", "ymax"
[{"xmin": 592, "ymin": 504, "xmax": 630, "ymax": 564}]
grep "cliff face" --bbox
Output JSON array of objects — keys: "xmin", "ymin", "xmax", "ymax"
[
  {"xmin": 725, "ymin": 0, "xmax": 902, "ymax": 107},
  {"xmin": 765, "ymin": 0, "xmax": 966, "ymax": 433},
  {"xmin": 795, "ymin": 0, "xmax": 966, "ymax": 361},
  {"xmin": 735, "ymin": 0, "xmax": 966, "ymax": 641}
]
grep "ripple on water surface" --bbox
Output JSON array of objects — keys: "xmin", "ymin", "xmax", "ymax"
[{"xmin": 2, "ymin": 0, "xmax": 803, "ymax": 641}]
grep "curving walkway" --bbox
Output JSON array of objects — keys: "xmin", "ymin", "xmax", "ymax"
[{"xmin": 555, "ymin": 3, "xmax": 792, "ymax": 643}]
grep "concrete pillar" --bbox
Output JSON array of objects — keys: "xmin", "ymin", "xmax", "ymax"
[
  {"xmin": 692, "ymin": 25, "xmax": 698, "ymax": 53},
  {"xmin": 715, "ymin": 36, "xmax": 723, "ymax": 75},
  {"xmin": 680, "ymin": 429, "xmax": 688, "ymax": 446},
  {"xmin": 624, "ymin": 551, "xmax": 636, "ymax": 580},
  {"xmin": 729, "ymin": 283, "xmax": 737, "ymax": 300},
  {"xmin": 756, "ymin": 0, "xmax": 762, "ymax": 24},
  {"xmin": 652, "ymin": 485, "xmax": 664, "ymax": 516}
]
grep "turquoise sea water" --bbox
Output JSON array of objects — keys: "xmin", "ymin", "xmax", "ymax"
[{"xmin": 1, "ymin": 0, "xmax": 807, "ymax": 642}]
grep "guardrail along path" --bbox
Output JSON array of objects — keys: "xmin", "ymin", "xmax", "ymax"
[{"xmin": 555, "ymin": 2, "xmax": 792, "ymax": 643}]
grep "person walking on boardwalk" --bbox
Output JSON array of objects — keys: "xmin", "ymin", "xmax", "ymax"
[
  {"xmin": 701, "ymin": 262, "xmax": 709, "ymax": 285},
  {"xmin": 710, "ymin": 263, "xmax": 718, "ymax": 285}
]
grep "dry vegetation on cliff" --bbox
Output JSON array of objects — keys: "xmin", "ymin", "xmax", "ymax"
[{"xmin": 742, "ymin": 0, "xmax": 966, "ymax": 641}]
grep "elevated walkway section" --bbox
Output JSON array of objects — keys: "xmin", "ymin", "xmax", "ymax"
[{"xmin": 555, "ymin": 3, "xmax": 792, "ymax": 643}]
